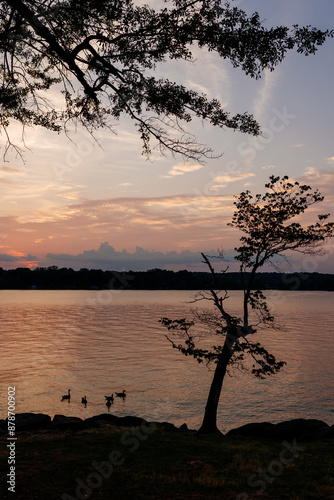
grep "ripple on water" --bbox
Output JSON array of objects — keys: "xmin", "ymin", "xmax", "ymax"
[{"xmin": 0, "ymin": 289, "xmax": 333, "ymax": 430}]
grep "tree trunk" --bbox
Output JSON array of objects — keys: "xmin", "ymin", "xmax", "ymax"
[{"xmin": 198, "ymin": 340, "xmax": 234, "ymax": 434}]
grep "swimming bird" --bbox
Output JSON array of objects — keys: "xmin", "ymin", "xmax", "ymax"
[
  {"xmin": 115, "ymin": 390, "xmax": 126, "ymax": 398},
  {"xmin": 81, "ymin": 396, "xmax": 87, "ymax": 406},
  {"xmin": 105, "ymin": 394, "xmax": 114, "ymax": 403},
  {"xmin": 61, "ymin": 389, "xmax": 71, "ymax": 401}
]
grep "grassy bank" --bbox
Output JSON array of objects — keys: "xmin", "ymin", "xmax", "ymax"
[{"xmin": 1, "ymin": 425, "xmax": 333, "ymax": 499}]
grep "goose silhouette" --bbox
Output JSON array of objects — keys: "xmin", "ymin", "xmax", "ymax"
[
  {"xmin": 115, "ymin": 390, "xmax": 126, "ymax": 398},
  {"xmin": 61, "ymin": 389, "xmax": 71, "ymax": 401},
  {"xmin": 105, "ymin": 394, "xmax": 114, "ymax": 403},
  {"xmin": 81, "ymin": 396, "xmax": 87, "ymax": 405}
]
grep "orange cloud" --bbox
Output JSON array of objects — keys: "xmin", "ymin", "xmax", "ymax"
[{"xmin": 2, "ymin": 171, "xmax": 334, "ymax": 272}]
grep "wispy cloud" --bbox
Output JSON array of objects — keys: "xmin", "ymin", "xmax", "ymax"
[
  {"xmin": 297, "ymin": 169, "xmax": 334, "ymax": 223},
  {"xmin": 1, "ymin": 175, "xmax": 333, "ymax": 271},
  {"xmin": 0, "ymin": 193, "xmax": 236, "ymax": 267},
  {"xmin": 262, "ymin": 165, "xmax": 276, "ymax": 170},
  {"xmin": 0, "ymin": 178, "xmax": 15, "ymax": 186},
  {"xmin": 185, "ymin": 79, "xmax": 209, "ymax": 95},
  {"xmin": 253, "ymin": 69, "xmax": 278, "ymax": 122},
  {"xmin": 302, "ymin": 167, "xmax": 334, "ymax": 194},
  {"xmin": 210, "ymin": 172, "xmax": 255, "ymax": 192},
  {"xmin": 162, "ymin": 162, "xmax": 204, "ymax": 178},
  {"xmin": 0, "ymin": 165, "xmax": 23, "ymax": 174}
]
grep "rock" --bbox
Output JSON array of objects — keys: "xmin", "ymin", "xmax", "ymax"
[
  {"xmin": 84, "ymin": 413, "xmax": 121, "ymax": 428},
  {"xmin": 51, "ymin": 415, "xmax": 84, "ymax": 430},
  {"xmin": 84, "ymin": 413, "xmax": 163, "ymax": 429},
  {"xmin": 8, "ymin": 413, "xmax": 51, "ymax": 431},
  {"xmin": 323, "ymin": 424, "xmax": 334, "ymax": 438},
  {"xmin": 85, "ymin": 413, "xmax": 151, "ymax": 428},
  {"xmin": 227, "ymin": 422, "xmax": 275, "ymax": 439},
  {"xmin": 148, "ymin": 421, "xmax": 178, "ymax": 432},
  {"xmin": 118, "ymin": 415, "xmax": 147, "ymax": 427},
  {"xmin": 267, "ymin": 419, "xmax": 329, "ymax": 441},
  {"xmin": 179, "ymin": 423, "xmax": 188, "ymax": 432},
  {"xmin": 227, "ymin": 419, "xmax": 330, "ymax": 441}
]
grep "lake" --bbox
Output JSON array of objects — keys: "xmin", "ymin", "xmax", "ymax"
[{"xmin": 0, "ymin": 289, "xmax": 333, "ymax": 432}]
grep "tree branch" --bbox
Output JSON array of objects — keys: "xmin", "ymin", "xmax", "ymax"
[{"xmin": 5, "ymin": 0, "xmax": 96, "ymax": 99}]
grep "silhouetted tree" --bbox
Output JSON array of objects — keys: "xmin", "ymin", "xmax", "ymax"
[
  {"xmin": 160, "ymin": 176, "xmax": 334, "ymax": 433},
  {"xmin": 0, "ymin": 1, "xmax": 333, "ymax": 159}
]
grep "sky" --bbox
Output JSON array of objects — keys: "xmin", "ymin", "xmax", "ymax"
[{"xmin": 1, "ymin": 0, "xmax": 334, "ymax": 272}]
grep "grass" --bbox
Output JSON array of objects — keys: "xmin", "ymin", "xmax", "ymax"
[{"xmin": 0, "ymin": 425, "xmax": 333, "ymax": 499}]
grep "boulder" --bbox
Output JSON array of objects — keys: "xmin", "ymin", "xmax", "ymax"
[
  {"xmin": 323, "ymin": 424, "xmax": 334, "ymax": 438},
  {"xmin": 51, "ymin": 415, "xmax": 84, "ymax": 430},
  {"xmin": 227, "ymin": 422, "xmax": 275, "ymax": 439},
  {"xmin": 8, "ymin": 413, "xmax": 51, "ymax": 431},
  {"xmin": 266, "ymin": 419, "xmax": 329, "ymax": 441},
  {"xmin": 148, "ymin": 421, "xmax": 178, "ymax": 432},
  {"xmin": 84, "ymin": 413, "xmax": 152, "ymax": 428},
  {"xmin": 227, "ymin": 419, "xmax": 330, "ymax": 441},
  {"xmin": 84, "ymin": 413, "xmax": 123, "ymax": 428},
  {"xmin": 118, "ymin": 415, "xmax": 147, "ymax": 427}
]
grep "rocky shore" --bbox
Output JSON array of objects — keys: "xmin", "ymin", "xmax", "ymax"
[{"xmin": 1, "ymin": 412, "xmax": 334, "ymax": 441}]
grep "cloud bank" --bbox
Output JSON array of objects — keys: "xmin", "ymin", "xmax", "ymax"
[
  {"xmin": 0, "ymin": 253, "xmax": 37, "ymax": 265},
  {"xmin": 46, "ymin": 242, "xmax": 237, "ymax": 271}
]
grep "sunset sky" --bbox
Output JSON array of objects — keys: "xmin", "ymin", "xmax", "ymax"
[{"xmin": 1, "ymin": 0, "xmax": 334, "ymax": 272}]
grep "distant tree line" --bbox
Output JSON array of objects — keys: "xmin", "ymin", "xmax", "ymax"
[{"xmin": 0, "ymin": 266, "xmax": 333, "ymax": 291}]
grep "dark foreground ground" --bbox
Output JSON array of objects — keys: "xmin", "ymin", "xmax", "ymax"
[{"xmin": 0, "ymin": 417, "xmax": 333, "ymax": 500}]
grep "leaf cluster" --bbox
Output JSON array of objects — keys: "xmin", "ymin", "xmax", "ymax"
[
  {"xmin": 1, "ymin": 1, "xmax": 333, "ymax": 159},
  {"xmin": 160, "ymin": 316, "xmax": 286, "ymax": 379},
  {"xmin": 229, "ymin": 175, "xmax": 334, "ymax": 270}
]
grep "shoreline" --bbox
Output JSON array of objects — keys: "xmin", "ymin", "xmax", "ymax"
[
  {"xmin": 1, "ymin": 413, "xmax": 333, "ymax": 500},
  {"xmin": 1, "ymin": 412, "xmax": 334, "ymax": 440}
]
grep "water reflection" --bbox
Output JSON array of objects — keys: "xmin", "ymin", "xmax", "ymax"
[{"xmin": 0, "ymin": 290, "xmax": 333, "ymax": 431}]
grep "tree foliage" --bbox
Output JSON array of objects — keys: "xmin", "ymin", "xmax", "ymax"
[
  {"xmin": 160, "ymin": 176, "xmax": 334, "ymax": 433},
  {"xmin": 0, "ymin": 0, "xmax": 333, "ymax": 159},
  {"xmin": 160, "ymin": 314, "xmax": 286, "ymax": 380},
  {"xmin": 230, "ymin": 176, "xmax": 334, "ymax": 266}
]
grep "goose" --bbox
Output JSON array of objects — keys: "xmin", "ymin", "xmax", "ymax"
[
  {"xmin": 115, "ymin": 390, "xmax": 126, "ymax": 398},
  {"xmin": 61, "ymin": 389, "xmax": 71, "ymax": 401},
  {"xmin": 81, "ymin": 396, "xmax": 87, "ymax": 405},
  {"xmin": 104, "ymin": 394, "xmax": 114, "ymax": 403}
]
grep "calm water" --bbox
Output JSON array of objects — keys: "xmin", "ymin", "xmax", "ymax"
[{"xmin": 0, "ymin": 289, "xmax": 333, "ymax": 432}]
